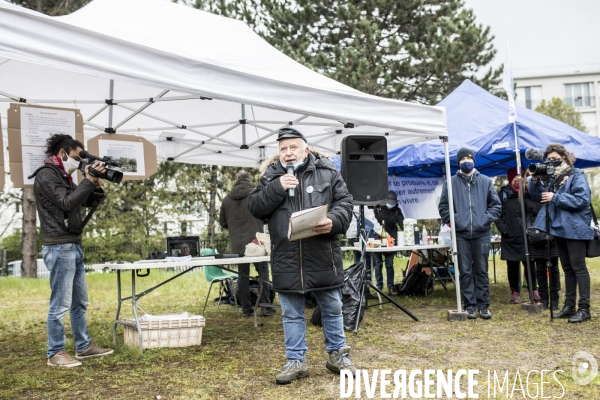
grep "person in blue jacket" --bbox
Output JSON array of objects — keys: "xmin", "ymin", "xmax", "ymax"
[
  {"xmin": 528, "ymin": 143, "xmax": 594, "ymax": 323},
  {"xmin": 438, "ymin": 148, "xmax": 502, "ymax": 320}
]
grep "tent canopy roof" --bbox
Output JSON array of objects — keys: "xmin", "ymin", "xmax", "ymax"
[
  {"xmin": 0, "ymin": 0, "xmax": 447, "ymax": 168},
  {"xmin": 388, "ymin": 80, "xmax": 600, "ymax": 177}
]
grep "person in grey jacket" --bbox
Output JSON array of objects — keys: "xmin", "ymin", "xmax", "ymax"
[
  {"xmin": 219, "ymin": 170, "xmax": 274, "ymax": 317},
  {"xmin": 34, "ymin": 134, "xmax": 113, "ymax": 368},
  {"xmin": 438, "ymin": 148, "xmax": 502, "ymax": 320},
  {"xmin": 248, "ymin": 128, "xmax": 355, "ymax": 384}
]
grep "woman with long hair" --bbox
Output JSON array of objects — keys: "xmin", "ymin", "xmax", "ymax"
[{"xmin": 528, "ymin": 144, "xmax": 594, "ymax": 322}]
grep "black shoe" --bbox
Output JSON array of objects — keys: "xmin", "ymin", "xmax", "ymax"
[
  {"xmin": 242, "ymin": 309, "xmax": 254, "ymax": 317},
  {"xmin": 551, "ymin": 300, "xmax": 560, "ymax": 311},
  {"xmin": 467, "ymin": 309, "xmax": 477, "ymax": 319},
  {"xmin": 365, "ymin": 292, "xmax": 377, "ymax": 300},
  {"xmin": 568, "ymin": 309, "xmax": 591, "ymax": 323},
  {"xmin": 479, "ymin": 309, "xmax": 492, "ymax": 320},
  {"xmin": 261, "ymin": 307, "xmax": 276, "ymax": 316},
  {"xmin": 555, "ymin": 305, "xmax": 576, "ymax": 319}
]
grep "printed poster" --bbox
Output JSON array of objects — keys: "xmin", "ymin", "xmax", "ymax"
[
  {"xmin": 98, "ymin": 139, "xmax": 146, "ymax": 177},
  {"xmin": 388, "ymin": 176, "xmax": 444, "ymax": 220}
]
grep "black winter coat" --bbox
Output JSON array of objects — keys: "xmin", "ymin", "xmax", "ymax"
[
  {"xmin": 34, "ymin": 163, "xmax": 103, "ymax": 246},
  {"xmin": 248, "ymin": 153, "xmax": 353, "ymax": 293},
  {"xmin": 219, "ymin": 180, "xmax": 264, "ymax": 254},
  {"xmin": 439, "ymin": 170, "xmax": 502, "ymax": 239},
  {"xmin": 374, "ymin": 205, "xmax": 404, "ymax": 239},
  {"xmin": 524, "ymin": 193, "xmax": 559, "ymax": 259},
  {"xmin": 494, "ymin": 185, "xmax": 526, "ymax": 262}
]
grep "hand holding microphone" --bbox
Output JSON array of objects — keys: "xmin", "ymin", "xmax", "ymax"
[{"xmin": 280, "ymin": 162, "xmax": 299, "ymax": 196}]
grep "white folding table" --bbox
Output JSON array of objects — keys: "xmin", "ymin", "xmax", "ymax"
[{"xmin": 93, "ymin": 256, "xmax": 270, "ymax": 351}]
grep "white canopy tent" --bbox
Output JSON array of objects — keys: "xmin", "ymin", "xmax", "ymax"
[
  {"xmin": 0, "ymin": 0, "xmax": 448, "ymax": 167},
  {"xmin": 0, "ymin": 0, "xmax": 464, "ymax": 314}
]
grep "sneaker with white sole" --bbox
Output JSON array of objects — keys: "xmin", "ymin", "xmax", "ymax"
[
  {"xmin": 275, "ymin": 359, "xmax": 309, "ymax": 385},
  {"xmin": 75, "ymin": 343, "xmax": 114, "ymax": 359},
  {"xmin": 47, "ymin": 351, "xmax": 82, "ymax": 368}
]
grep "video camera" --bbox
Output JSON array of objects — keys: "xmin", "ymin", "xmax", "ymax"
[{"xmin": 78, "ymin": 150, "xmax": 124, "ymax": 184}]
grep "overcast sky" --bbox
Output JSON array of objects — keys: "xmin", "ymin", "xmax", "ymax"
[{"xmin": 463, "ymin": 0, "xmax": 600, "ymax": 77}]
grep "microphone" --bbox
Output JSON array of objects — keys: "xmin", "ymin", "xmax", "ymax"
[
  {"xmin": 525, "ymin": 147, "xmax": 544, "ymax": 161},
  {"xmin": 286, "ymin": 161, "xmax": 294, "ymax": 197}
]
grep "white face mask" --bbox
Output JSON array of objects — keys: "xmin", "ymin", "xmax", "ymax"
[{"xmin": 61, "ymin": 152, "xmax": 80, "ymax": 175}]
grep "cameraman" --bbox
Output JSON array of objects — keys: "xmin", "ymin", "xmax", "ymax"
[
  {"xmin": 34, "ymin": 134, "xmax": 113, "ymax": 367},
  {"xmin": 529, "ymin": 144, "xmax": 594, "ymax": 323}
]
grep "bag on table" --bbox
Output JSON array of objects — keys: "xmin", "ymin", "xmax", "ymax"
[{"xmin": 586, "ymin": 204, "xmax": 600, "ymax": 258}]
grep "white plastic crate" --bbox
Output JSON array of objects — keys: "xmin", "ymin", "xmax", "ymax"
[{"xmin": 124, "ymin": 313, "xmax": 205, "ymax": 349}]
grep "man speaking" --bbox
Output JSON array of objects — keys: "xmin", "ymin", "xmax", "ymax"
[{"xmin": 249, "ymin": 128, "xmax": 355, "ymax": 384}]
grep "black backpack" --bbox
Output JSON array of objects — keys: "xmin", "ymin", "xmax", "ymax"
[{"xmin": 398, "ymin": 264, "xmax": 431, "ymax": 296}]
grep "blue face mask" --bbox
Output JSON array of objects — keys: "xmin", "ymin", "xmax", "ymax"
[
  {"xmin": 460, "ymin": 161, "xmax": 474, "ymax": 174},
  {"xmin": 386, "ymin": 203, "xmax": 395, "ymax": 209},
  {"xmin": 281, "ymin": 158, "xmax": 305, "ymax": 171}
]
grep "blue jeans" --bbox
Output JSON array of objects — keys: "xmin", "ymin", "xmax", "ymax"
[
  {"xmin": 373, "ymin": 252, "xmax": 395, "ymax": 290},
  {"xmin": 456, "ymin": 236, "xmax": 490, "ymax": 311},
  {"xmin": 42, "ymin": 243, "xmax": 91, "ymax": 358},
  {"xmin": 278, "ymin": 288, "xmax": 347, "ymax": 361}
]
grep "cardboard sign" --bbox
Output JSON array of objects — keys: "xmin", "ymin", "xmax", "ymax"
[
  {"xmin": 7, "ymin": 104, "xmax": 84, "ymax": 188},
  {"xmin": 0, "ymin": 116, "xmax": 4, "ymax": 191},
  {"xmin": 86, "ymin": 134, "xmax": 157, "ymax": 180}
]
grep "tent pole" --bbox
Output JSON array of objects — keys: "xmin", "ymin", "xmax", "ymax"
[
  {"xmin": 513, "ymin": 122, "xmax": 536, "ymax": 307},
  {"xmin": 107, "ymin": 80, "xmax": 114, "ymax": 133},
  {"xmin": 443, "ymin": 139, "xmax": 462, "ymax": 313},
  {"xmin": 241, "ymin": 104, "xmax": 247, "ymax": 148}
]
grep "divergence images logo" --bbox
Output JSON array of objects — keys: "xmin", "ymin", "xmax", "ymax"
[{"xmin": 572, "ymin": 351, "xmax": 598, "ymax": 385}]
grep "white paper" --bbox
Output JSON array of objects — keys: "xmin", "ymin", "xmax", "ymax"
[
  {"xmin": 288, "ymin": 205, "xmax": 328, "ymax": 241},
  {"xmin": 388, "ymin": 176, "xmax": 444, "ymax": 220},
  {"xmin": 98, "ymin": 139, "xmax": 145, "ymax": 176},
  {"xmin": 21, "ymin": 146, "xmax": 47, "ymax": 185},
  {"xmin": 20, "ymin": 107, "xmax": 75, "ymax": 146}
]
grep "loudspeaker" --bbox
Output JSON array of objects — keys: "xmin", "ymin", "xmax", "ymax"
[{"xmin": 341, "ymin": 136, "xmax": 388, "ymax": 205}]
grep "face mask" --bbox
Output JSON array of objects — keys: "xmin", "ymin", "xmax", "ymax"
[
  {"xmin": 459, "ymin": 161, "xmax": 474, "ymax": 174},
  {"xmin": 385, "ymin": 203, "xmax": 395, "ymax": 209},
  {"xmin": 61, "ymin": 152, "xmax": 80, "ymax": 175},
  {"xmin": 281, "ymin": 158, "xmax": 305, "ymax": 171}
]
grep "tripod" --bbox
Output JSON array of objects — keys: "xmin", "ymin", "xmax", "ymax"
[{"xmin": 352, "ymin": 205, "xmax": 419, "ymax": 333}]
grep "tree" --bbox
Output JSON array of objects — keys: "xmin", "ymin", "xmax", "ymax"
[
  {"xmin": 8, "ymin": 0, "xmax": 91, "ymax": 15},
  {"xmin": 195, "ymin": 0, "xmax": 502, "ymax": 104},
  {"xmin": 535, "ymin": 98, "xmax": 587, "ymax": 132}
]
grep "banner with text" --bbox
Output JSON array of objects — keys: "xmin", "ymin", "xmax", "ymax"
[{"xmin": 388, "ymin": 176, "xmax": 444, "ymax": 220}]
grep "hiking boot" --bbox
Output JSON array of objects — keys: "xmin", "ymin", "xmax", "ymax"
[
  {"xmin": 242, "ymin": 309, "xmax": 254, "ymax": 317},
  {"xmin": 326, "ymin": 347, "xmax": 357, "ymax": 376},
  {"xmin": 533, "ymin": 290, "xmax": 541, "ymax": 303},
  {"xmin": 260, "ymin": 307, "xmax": 276, "ymax": 316},
  {"xmin": 568, "ymin": 309, "xmax": 591, "ymax": 323},
  {"xmin": 275, "ymin": 359, "xmax": 309, "ymax": 385},
  {"xmin": 47, "ymin": 351, "xmax": 82, "ymax": 368},
  {"xmin": 389, "ymin": 287, "xmax": 399, "ymax": 296},
  {"xmin": 466, "ymin": 309, "xmax": 477, "ymax": 319},
  {"xmin": 479, "ymin": 309, "xmax": 492, "ymax": 320},
  {"xmin": 75, "ymin": 343, "xmax": 114, "ymax": 359},
  {"xmin": 555, "ymin": 305, "xmax": 576, "ymax": 319},
  {"xmin": 510, "ymin": 292, "xmax": 520, "ymax": 304}
]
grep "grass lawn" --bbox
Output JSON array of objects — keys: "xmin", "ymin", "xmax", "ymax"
[{"xmin": 1, "ymin": 256, "xmax": 599, "ymax": 399}]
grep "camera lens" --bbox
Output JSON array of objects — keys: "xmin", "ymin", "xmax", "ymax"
[{"xmin": 105, "ymin": 169, "xmax": 124, "ymax": 184}]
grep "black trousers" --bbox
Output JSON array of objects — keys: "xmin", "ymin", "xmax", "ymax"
[
  {"xmin": 238, "ymin": 262, "xmax": 271, "ymax": 312},
  {"xmin": 555, "ymin": 237, "xmax": 590, "ymax": 309},
  {"xmin": 507, "ymin": 260, "xmax": 537, "ymax": 294},
  {"xmin": 533, "ymin": 257, "xmax": 560, "ymax": 305}
]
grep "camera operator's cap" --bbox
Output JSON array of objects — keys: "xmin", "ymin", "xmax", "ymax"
[
  {"xmin": 457, "ymin": 147, "xmax": 475, "ymax": 163},
  {"xmin": 276, "ymin": 127, "xmax": 307, "ymax": 142},
  {"xmin": 387, "ymin": 191, "xmax": 398, "ymax": 205}
]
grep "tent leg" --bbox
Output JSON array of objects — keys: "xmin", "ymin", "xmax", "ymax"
[{"xmin": 443, "ymin": 139, "xmax": 466, "ymax": 320}]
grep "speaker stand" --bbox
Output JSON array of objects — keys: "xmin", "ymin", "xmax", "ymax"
[{"xmin": 352, "ymin": 206, "xmax": 419, "ymax": 334}]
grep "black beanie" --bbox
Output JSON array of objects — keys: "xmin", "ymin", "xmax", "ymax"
[{"xmin": 457, "ymin": 148, "xmax": 475, "ymax": 163}]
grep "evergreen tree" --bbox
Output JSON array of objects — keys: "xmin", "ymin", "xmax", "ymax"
[{"xmin": 195, "ymin": 0, "xmax": 501, "ymax": 104}]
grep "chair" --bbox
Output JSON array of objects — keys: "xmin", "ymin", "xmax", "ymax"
[{"xmin": 201, "ymin": 248, "xmax": 239, "ymax": 315}]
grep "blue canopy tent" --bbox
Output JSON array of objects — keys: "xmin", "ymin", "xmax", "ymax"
[{"xmin": 388, "ymin": 80, "xmax": 600, "ymax": 177}]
